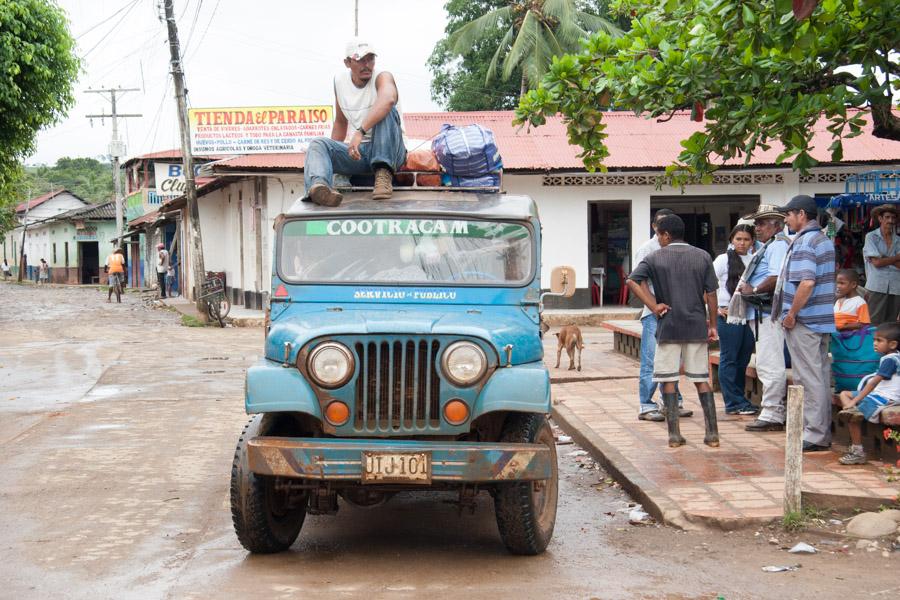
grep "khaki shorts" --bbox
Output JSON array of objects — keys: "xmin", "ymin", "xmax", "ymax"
[{"xmin": 653, "ymin": 342, "xmax": 709, "ymax": 383}]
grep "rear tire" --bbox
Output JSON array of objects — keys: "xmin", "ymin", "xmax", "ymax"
[
  {"xmin": 493, "ymin": 413, "xmax": 558, "ymax": 555},
  {"xmin": 230, "ymin": 415, "xmax": 306, "ymax": 553}
]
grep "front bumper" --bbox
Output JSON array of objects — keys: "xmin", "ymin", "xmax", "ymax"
[{"xmin": 248, "ymin": 437, "xmax": 553, "ymax": 483}]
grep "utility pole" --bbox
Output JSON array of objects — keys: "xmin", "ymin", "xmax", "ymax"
[
  {"xmin": 163, "ymin": 0, "xmax": 207, "ymax": 316},
  {"xmin": 17, "ymin": 184, "xmax": 32, "ymax": 283},
  {"xmin": 354, "ymin": 0, "xmax": 358, "ymax": 36},
  {"xmin": 85, "ymin": 87, "xmax": 141, "ymax": 249}
]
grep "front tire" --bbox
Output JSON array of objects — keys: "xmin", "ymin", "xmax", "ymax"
[
  {"xmin": 493, "ymin": 413, "xmax": 558, "ymax": 555},
  {"xmin": 230, "ymin": 415, "xmax": 306, "ymax": 553}
]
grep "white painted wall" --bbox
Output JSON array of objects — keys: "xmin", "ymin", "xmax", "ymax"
[{"xmin": 198, "ymin": 195, "xmax": 226, "ymax": 272}]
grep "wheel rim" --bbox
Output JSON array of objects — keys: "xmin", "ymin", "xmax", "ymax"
[{"xmin": 531, "ymin": 423, "xmax": 558, "ymax": 533}]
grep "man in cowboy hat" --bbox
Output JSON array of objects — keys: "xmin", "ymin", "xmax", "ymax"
[
  {"xmin": 739, "ymin": 204, "xmax": 793, "ymax": 432},
  {"xmin": 303, "ymin": 38, "xmax": 406, "ymax": 207},
  {"xmin": 863, "ymin": 204, "xmax": 900, "ymax": 324}
]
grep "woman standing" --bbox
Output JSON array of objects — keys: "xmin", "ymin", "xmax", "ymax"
[
  {"xmin": 38, "ymin": 259, "xmax": 49, "ymax": 285},
  {"xmin": 714, "ymin": 225, "xmax": 759, "ymax": 415}
]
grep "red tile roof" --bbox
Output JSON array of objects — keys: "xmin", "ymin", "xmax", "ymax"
[
  {"xmin": 128, "ymin": 209, "xmax": 161, "ymax": 227},
  {"xmin": 205, "ymin": 109, "xmax": 900, "ymax": 173},
  {"xmin": 16, "ymin": 189, "xmax": 79, "ymax": 213}
]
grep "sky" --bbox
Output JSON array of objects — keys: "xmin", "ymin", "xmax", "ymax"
[{"xmin": 30, "ymin": 0, "xmax": 449, "ymax": 166}]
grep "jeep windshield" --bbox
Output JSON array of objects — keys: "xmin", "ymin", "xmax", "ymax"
[{"xmin": 279, "ymin": 217, "xmax": 533, "ymax": 285}]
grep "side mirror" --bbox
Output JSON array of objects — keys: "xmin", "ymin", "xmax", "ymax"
[{"xmin": 549, "ymin": 266, "xmax": 576, "ymax": 298}]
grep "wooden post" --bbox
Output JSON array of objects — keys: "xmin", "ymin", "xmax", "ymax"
[
  {"xmin": 783, "ymin": 384, "xmax": 804, "ymax": 515},
  {"xmin": 164, "ymin": 0, "xmax": 207, "ymax": 319}
]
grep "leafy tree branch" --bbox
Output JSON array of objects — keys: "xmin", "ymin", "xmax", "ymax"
[{"xmin": 515, "ymin": 0, "xmax": 899, "ymax": 186}]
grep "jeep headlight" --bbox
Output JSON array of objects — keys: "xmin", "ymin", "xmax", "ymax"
[
  {"xmin": 306, "ymin": 342, "xmax": 354, "ymax": 388},
  {"xmin": 441, "ymin": 341, "xmax": 487, "ymax": 386}
]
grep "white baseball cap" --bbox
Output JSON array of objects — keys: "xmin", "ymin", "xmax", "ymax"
[{"xmin": 345, "ymin": 39, "xmax": 377, "ymax": 60}]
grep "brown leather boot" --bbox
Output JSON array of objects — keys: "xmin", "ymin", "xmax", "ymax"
[
  {"xmin": 372, "ymin": 168, "xmax": 393, "ymax": 200},
  {"xmin": 308, "ymin": 183, "xmax": 343, "ymax": 207}
]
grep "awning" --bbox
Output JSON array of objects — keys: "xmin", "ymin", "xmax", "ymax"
[
  {"xmin": 827, "ymin": 170, "xmax": 900, "ymax": 209},
  {"xmin": 827, "ymin": 192, "xmax": 900, "ymax": 209}
]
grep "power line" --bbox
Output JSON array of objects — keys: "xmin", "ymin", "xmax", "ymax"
[
  {"xmin": 185, "ymin": 0, "xmax": 220, "ymax": 62},
  {"xmin": 76, "ymin": 0, "xmax": 140, "ymax": 40},
  {"xmin": 88, "ymin": 29, "xmax": 164, "ymax": 84},
  {"xmin": 142, "ymin": 74, "xmax": 172, "ymax": 153},
  {"xmin": 182, "ymin": 0, "xmax": 204, "ymax": 57},
  {"xmin": 81, "ymin": 0, "xmax": 142, "ymax": 58}
]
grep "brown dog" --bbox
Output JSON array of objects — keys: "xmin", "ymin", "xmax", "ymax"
[{"xmin": 554, "ymin": 325, "xmax": 584, "ymax": 371}]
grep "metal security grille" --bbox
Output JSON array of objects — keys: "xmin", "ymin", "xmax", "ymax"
[{"xmin": 353, "ymin": 339, "xmax": 441, "ymax": 432}]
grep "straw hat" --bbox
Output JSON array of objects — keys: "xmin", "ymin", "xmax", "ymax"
[
  {"xmin": 871, "ymin": 204, "xmax": 898, "ymax": 219},
  {"xmin": 742, "ymin": 204, "xmax": 785, "ymax": 221}
]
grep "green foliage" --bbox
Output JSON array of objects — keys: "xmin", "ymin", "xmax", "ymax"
[
  {"xmin": 24, "ymin": 157, "xmax": 115, "ymax": 204},
  {"xmin": 0, "ymin": 203, "xmax": 15, "ymax": 235},
  {"xmin": 429, "ymin": 0, "xmax": 523, "ymax": 110},
  {"xmin": 181, "ymin": 314, "xmax": 206, "ymax": 328},
  {"xmin": 429, "ymin": 0, "xmax": 623, "ymax": 109},
  {"xmin": 515, "ymin": 0, "xmax": 900, "ymax": 185},
  {"xmin": 0, "ymin": 0, "xmax": 80, "ymax": 221},
  {"xmin": 782, "ymin": 510, "xmax": 805, "ymax": 531}
]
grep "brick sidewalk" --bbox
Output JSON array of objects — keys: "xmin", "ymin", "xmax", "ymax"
[{"xmin": 544, "ymin": 328, "xmax": 899, "ymax": 529}]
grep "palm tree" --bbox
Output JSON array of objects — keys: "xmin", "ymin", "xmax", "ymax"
[{"xmin": 448, "ymin": 0, "xmax": 622, "ymax": 98}]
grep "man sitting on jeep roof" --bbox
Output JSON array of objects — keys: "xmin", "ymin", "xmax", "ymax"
[{"xmin": 303, "ymin": 38, "xmax": 407, "ymax": 207}]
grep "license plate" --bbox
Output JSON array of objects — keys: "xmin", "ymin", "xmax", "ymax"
[{"xmin": 362, "ymin": 452, "xmax": 431, "ymax": 484}]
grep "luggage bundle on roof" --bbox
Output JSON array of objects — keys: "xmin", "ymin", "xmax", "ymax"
[
  {"xmin": 432, "ymin": 124, "xmax": 502, "ymax": 188},
  {"xmin": 336, "ymin": 124, "xmax": 504, "ymax": 193}
]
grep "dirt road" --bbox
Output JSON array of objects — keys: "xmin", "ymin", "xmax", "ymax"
[{"xmin": 1, "ymin": 283, "xmax": 897, "ymax": 599}]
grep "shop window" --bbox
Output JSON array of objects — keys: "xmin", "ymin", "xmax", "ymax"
[
  {"xmin": 64, "ymin": 242, "xmax": 69, "ymax": 267},
  {"xmin": 53, "ymin": 243, "xmax": 57, "ymax": 263}
]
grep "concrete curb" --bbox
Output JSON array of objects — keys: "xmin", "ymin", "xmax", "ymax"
[
  {"xmin": 550, "ymin": 374, "xmax": 639, "ymax": 384},
  {"xmin": 551, "ymin": 402, "xmax": 696, "ymax": 531}
]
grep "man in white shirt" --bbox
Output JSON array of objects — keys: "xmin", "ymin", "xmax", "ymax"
[{"xmin": 303, "ymin": 39, "xmax": 407, "ymax": 207}]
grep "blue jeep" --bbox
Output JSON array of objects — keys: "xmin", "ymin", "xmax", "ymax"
[{"xmin": 230, "ymin": 190, "xmax": 576, "ymax": 555}]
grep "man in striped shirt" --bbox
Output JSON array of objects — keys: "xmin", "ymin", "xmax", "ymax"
[{"xmin": 773, "ymin": 195, "xmax": 836, "ymax": 452}]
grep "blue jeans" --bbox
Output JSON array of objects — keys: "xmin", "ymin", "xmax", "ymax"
[
  {"xmin": 639, "ymin": 314, "xmax": 681, "ymax": 413},
  {"xmin": 304, "ymin": 107, "xmax": 407, "ymax": 192},
  {"xmin": 716, "ymin": 316, "xmax": 756, "ymax": 412}
]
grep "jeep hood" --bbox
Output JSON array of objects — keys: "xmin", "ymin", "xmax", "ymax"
[{"xmin": 266, "ymin": 305, "xmax": 543, "ymax": 365}]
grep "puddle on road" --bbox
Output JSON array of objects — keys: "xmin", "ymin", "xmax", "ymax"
[
  {"xmin": 82, "ymin": 423, "xmax": 129, "ymax": 432},
  {"xmin": 80, "ymin": 385, "xmax": 142, "ymax": 402}
]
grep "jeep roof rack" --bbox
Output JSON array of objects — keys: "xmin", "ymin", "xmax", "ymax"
[{"xmin": 335, "ymin": 169, "xmax": 502, "ymax": 194}]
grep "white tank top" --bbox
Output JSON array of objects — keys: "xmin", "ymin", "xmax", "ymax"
[{"xmin": 333, "ymin": 69, "xmax": 403, "ymax": 142}]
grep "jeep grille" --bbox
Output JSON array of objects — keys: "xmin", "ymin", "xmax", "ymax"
[{"xmin": 353, "ymin": 339, "xmax": 441, "ymax": 432}]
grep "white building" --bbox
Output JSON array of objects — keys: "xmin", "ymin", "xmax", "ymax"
[
  {"xmin": 142, "ymin": 110, "xmax": 900, "ymax": 308},
  {"xmin": 2, "ymin": 190, "xmax": 89, "ymax": 279}
]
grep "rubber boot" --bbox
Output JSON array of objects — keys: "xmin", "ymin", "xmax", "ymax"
[
  {"xmin": 663, "ymin": 392, "xmax": 685, "ymax": 448},
  {"xmin": 699, "ymin": 391, "xmax": 720, "ymax": 447}
]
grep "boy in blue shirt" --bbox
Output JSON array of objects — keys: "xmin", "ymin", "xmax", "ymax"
[{"xmin": 834, "ymin": 321, "xmax": 900, "ymax": 465}]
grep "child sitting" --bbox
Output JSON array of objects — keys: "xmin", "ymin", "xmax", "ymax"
[
  {"xmin": 834, "ymin": 321, "xmax": 900, "ymax": 465},
  {"xmin": 834, "ymin": 268, "xmax": 870, "ymax": 331}
]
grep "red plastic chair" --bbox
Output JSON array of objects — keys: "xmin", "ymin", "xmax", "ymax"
[{"xmin": 615, "ymin": 266, "xmax": 629, "ymax": 305}]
